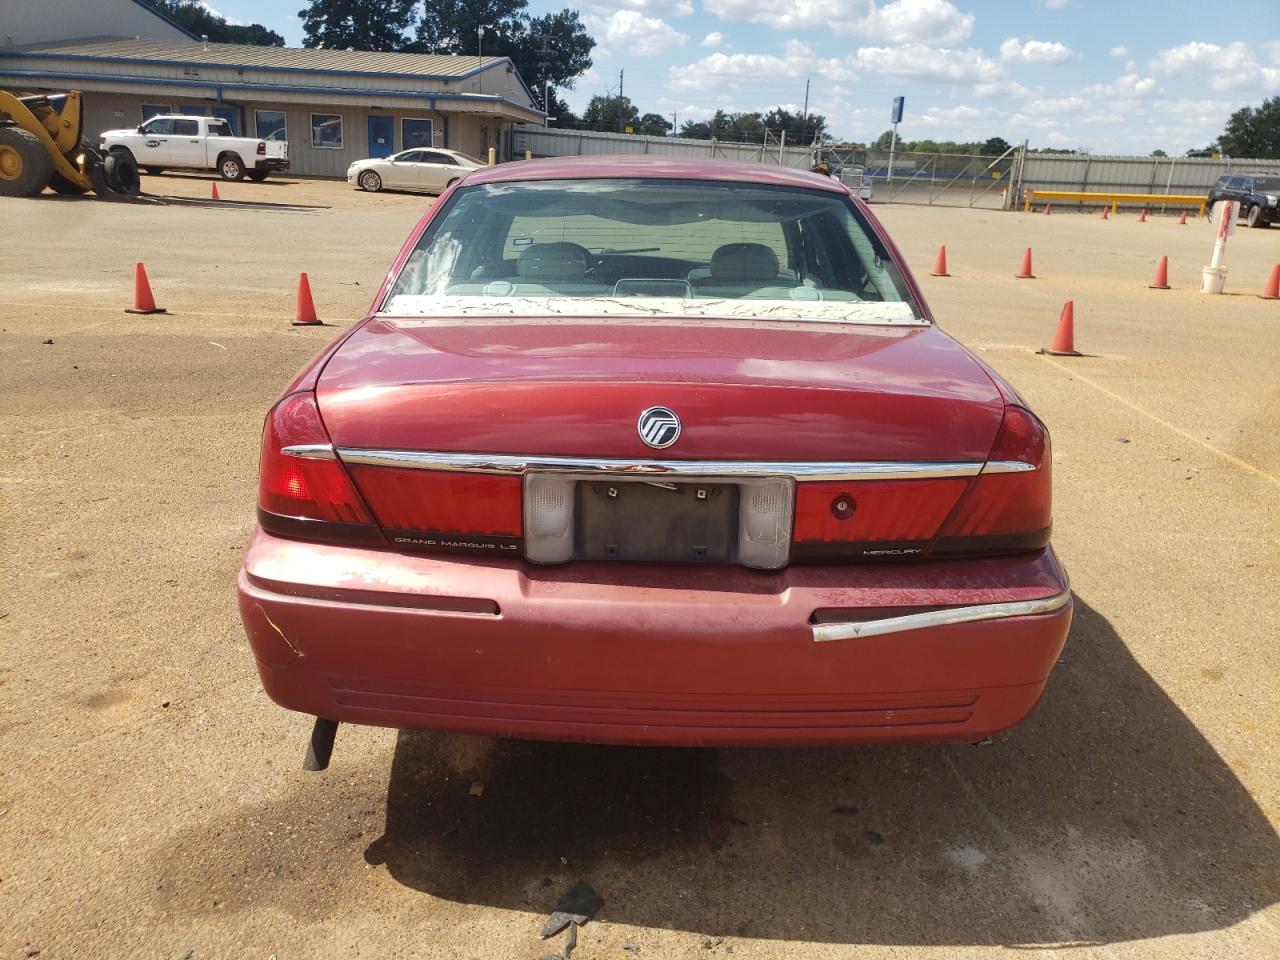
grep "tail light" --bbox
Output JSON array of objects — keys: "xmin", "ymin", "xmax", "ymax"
[
  {"xmin": 257, "ymin": 141, "xmax": 266, "ymax": 155},
  {"xmin": 790, "ymin": 405, "xmax": 1051, "ymax": 561},
  {"xmin": 934, "ymin": 405, "xmax": 1051, "ymax": 555},
  {"xmin": 348, "ymin": 467, "xmax": 522, "ymax": 555},
  {"xmin": 792, "ymin": 478, "xmax": 969, "ymax": 559},
  {"xmin": 257, "ymin": 392, "xmax": 382, "ymax": 546}
]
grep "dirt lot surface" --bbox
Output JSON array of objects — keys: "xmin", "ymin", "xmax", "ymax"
[{"xmin": 2, "ymin": 171, "xmax": 1278, "ymax": 959}]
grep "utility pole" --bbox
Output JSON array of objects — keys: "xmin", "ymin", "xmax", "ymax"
[
  {"xmin": 534, "ymin": 32, "xmax": 554, "ymax": 127},
  {"xmin": 618, "ymin": 69, "xmax": 625, "ymax": 132},
  {"xmin": 801, "ymin": 78, "xmax": 810, "ymax": 135},
  {"xmin": 672, "ymin": 111, "xmax": 678, "ymax": 136},
  {"xmin": 477, "ymin": 25, "xmax": 487, "ymax": 96}
]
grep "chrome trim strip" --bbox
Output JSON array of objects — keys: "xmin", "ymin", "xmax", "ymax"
[
  {"xmin": 982, "ymin": 460, "xmax": 1037, "ymax": 474},
  {"xmin": 812, "ymin": 586, "xmax": 1072, "ymax": 643},
  {"xmin": 282, "ymin": 444, "xmax": 336, "ymax": 460},
  {"xmin": 334, "ymin": 449, "xmax": 985, "ymax": 482}
]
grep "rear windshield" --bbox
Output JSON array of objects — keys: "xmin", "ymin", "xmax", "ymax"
[{"xmin": 383, "ymin": 179, "xmax": 923, "ymax": 324}]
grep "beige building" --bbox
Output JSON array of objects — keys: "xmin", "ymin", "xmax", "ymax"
[{"xmin": 0, "ymin": 0, "xmax": 544, "ymax": 177}]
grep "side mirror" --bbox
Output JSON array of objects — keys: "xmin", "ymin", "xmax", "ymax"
[{"xmin": 137, "ymin": 125, "xmax": 145, "ymax": 133}]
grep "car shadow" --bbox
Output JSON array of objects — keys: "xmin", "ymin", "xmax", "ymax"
[{"xmin": 361, "ymin": 597, "xmax": 1280, "ymax": 947}]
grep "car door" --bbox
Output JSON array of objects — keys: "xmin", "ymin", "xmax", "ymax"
[
  {"xmin": 382, "ymin": 151, "xmax": 423, "ymax": 189},
  {"xmin": 137, "ymin": 117, "xmax": 175, "ymax": 163},
  {"xmin": 167, "ymin": 118, "xmax": 204, "ymax": 168},
  {"xmin": 417, "ymin": 151, "xmax": 460, "ymax": 193}
]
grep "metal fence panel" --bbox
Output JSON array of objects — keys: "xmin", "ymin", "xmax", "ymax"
[{"xmin": 512, "ymin": 126, "xmax": 816, "ymax": 168}]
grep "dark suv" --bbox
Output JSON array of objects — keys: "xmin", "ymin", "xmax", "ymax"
[{"xmin": 1207, "ymin": 173, "xmax": 1279, "ymax": 228}]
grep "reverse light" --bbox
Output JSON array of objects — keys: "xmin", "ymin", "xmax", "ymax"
[
  {"xmin": 257, "ymin": 141, "xmax": 267, "ymax": 155},
  {"xmin": 737, "ymin": 478, "xmax": 794, "ymax": 570},
  {"xmin": 523, "ymin": 474, "xmax": 575, "ymax": 563},
  {"xmin": 257, "ymin": 392, "xmax": 382, "ymax": 545},
  {"xmin": 934, "ymin": 405, "xmax": 1052, "ymax": 556}
]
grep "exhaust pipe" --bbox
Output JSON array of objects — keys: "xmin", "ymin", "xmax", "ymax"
[{"xmin": 303, "ymin": 717, "xmax": 338, "ymax": 771}]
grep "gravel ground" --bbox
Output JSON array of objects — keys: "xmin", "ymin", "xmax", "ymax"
[{"xmin": 1, "ymin": 171, "xmax": 1278, "ymax": 960}]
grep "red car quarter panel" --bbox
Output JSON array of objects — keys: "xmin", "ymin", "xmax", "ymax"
[{"xmin": 240, "ymin": 157, "xmax": 1071, "ymax": 751}]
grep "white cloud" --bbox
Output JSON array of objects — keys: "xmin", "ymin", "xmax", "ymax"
[
  {"xmin": 1149, "ymin": 41, "xmax": 1280, "ymax": 91},
  {"xmin": 857, "ymin": 0, "xmax": 974, "ymax": 45},
  {"xmin": 700, "ymin": 32, "xmax": 725, "ymax": 49},
  {"xmin": 975, "ymin": 78, "xmax": 1029, "ymax": 99},
  {"xmin": 1000, "ymin": 37, "xmax": 1073, "ymax": 64},
  {"xmin": 584, "ymin": 0, "xmax": 694, "ymax": 16},
  {"xmin": 1080, "ymin": 73, "xmax": 1158, "ymax": 97},
  {"xmin": 1269, "ymin": 40, "xmax": 1280, "ymax": 65},
  {"xmin": 1109, "ymin": 46, "xmax": 1127, "ymax": 58},
  {"xmin": 669, "ymin": 39, "xmax": 857, "ymax": 90},
  {"xmin": 853, "ymin": 43, "xmax": 1004, "ymax": 83},
  {"xmin": 583, "ymin": 11, "xmax": 689, "ymax": 57},
  {"xmin": 702, "ymin": 0, "xmax": 973, "ymax": 45},
  {"xmin": 197, "ymin": 1, "xmax": 239, "ymax": 25}
]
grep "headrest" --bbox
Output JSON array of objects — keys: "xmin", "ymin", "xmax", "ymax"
[
  {"xmin": 710, "ymin": 243, "xmax": 780, "ymax": 281},
  {"xmin": 516, "ymin": 243, "xmax": 590, "ymax": 280}
]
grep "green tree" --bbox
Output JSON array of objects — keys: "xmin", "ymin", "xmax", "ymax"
[
  {"xmin": 872, "ymin": 129, "xmax": 895, "ymax": 152},
  {"xmin": 146, "ymin": 1, "xmax": 284, "ymax": 45},
  {"xmin": 636, "ymin": 112, "xmax": 672, "ymax": 136},
  {"xmin": 583, "ymin": 94, "xmax": 638, "ymax": 131},
  {"xmin": 411, "ymin": 2, "xmax": 594, "ymax": 106},
  {"xmin": 544, "ymin": 90, "xmax": 579, "ymax": 127},
  {"xmin": 1217, "ymin": 97, "xmax": 1280, "ymax": 158},
  {"xmin": 299, "ymin": 0, "xmax": 418, "ymax": 50},
  {"xmin": 982, "ymin": 136, "xmax": 1012, "ymax": 156}
]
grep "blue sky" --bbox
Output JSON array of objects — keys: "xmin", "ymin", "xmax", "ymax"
[{"xmin": 203, "ymin": 1, "xmax": 1278, "ymax": 153}]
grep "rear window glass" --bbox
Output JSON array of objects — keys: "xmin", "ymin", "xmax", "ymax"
[{"xmin": 384, "ymin": 179, "xmax": 921, "ymax": 324}]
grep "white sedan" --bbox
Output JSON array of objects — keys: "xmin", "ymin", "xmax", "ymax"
[{"xmin": 347, "ymin": 148, "xmax": 484, "ymax": 195}]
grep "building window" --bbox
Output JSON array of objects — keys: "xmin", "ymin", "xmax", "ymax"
[
  {"xmin": 401, "ymin": 118, "xmax": 434, "ymax": 149},
  {"xmin": 142, "ymin": 104, "xmax": 171, "ymax": 121},
  {"xmin": 311, "ymin": 113, "xmax": 344, "ymax": 149},
  {"xmin": 255, "ymin": 110, "xmax": 286, "ymax": 142}
]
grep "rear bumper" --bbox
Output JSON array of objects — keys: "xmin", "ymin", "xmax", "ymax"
[
  {"xmin": 238, "ymin": 529, "xmax": 1072, "ymax": 746},
  {"xmin": 255, "ymin": 158, "xmax": 289, "ymax": 171}
]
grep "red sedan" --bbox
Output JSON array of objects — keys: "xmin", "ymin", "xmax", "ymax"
[{"xmin": 238, "ymin": 157, "xmax": 1071, "ymax": 764}]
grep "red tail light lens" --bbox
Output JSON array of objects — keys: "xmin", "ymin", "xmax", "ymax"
[
  {"xmin": 347, "ymin": 466, "xmax": 523, "ymax": 554},
  {"xmin": 934, "ymin": 405, "xmax": 1052, "ymax": 556},
  {"xmin": 792, "ymin": 478, "xmax": 968, "ymax": 560},
  {"xmin": 257, "ymin": 142, "xmax": 266, "ymax": 155},
  {"xmin": 257, "ymin": 392, "xmax": 381, "ymax": 545}
]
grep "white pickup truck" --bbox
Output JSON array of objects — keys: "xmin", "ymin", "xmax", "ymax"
[{"xmin": 100, "ymin": 115, "xmax": 289, "ymax": 181}]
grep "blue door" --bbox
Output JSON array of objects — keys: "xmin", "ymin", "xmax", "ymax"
[
  {"xmin": 367, "ymin": 115, "xmax": 393, "ymax": 158},
  {"xmin": 211, "ymin": 106, "xmax": 241, "ymax": 135}
]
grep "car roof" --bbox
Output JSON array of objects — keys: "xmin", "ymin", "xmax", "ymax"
[{"xmin": 462, "ymin": 155, "xmax": 848, "ymax": 193}]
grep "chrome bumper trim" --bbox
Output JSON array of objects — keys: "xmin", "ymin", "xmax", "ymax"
[
  {"xmin": 282, "ymin": 444, "xmax": 336, "ymax": 460},
  {"xmin": 334, "ymin": 449, "xmax": 989, "ymax": 482},
  {"xmin": 812, "ymin": 585, "xmax": 1072, "ymax": 643}
]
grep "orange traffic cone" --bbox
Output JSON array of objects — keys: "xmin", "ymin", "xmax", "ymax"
[
  {"xmin": 930, "ymin": 245, "xmax": 950, "ymax": 277},
  {"xmin": 1149, "ymin": 256, "xmax": 1171, "ymax": 290},
  {"xmin": 1261, "ymin": 264, "xmax": 1280, "ymax": 300},
  {"xmin": 1039, "ymin": 301, "xmax": 1081, "ymax": 356},
  {"xmin": 1044, "ymin": 203, "xmax": 1052, "ymax": 216},
  {"xmin": 1101, "ymin": 206, "xmax": 1110, "ymax": 220},
  {"xmin": 1016, "ymin": 247, "xmax": 1035, "ymax": 279},
  {"xmin": 293, "ymin": 272, "xmax": 321, "ymax": 326},
  {"xmin": 1178, "ymin": 210, "xmax": 1187, "ymax": 225},
  {"xmin": 1138, "ymin": 208, "xmax": 1148, "ymax": 223},
  {"xmin": 125, "ymin": 262, "xmax": 166, "ymax": 314},
  {"xmin": 211, "ymin": 182, "xmax": 220, "ymax": 201}
]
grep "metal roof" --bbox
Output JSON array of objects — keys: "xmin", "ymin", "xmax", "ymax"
[{"xmin": 9, "ymin": 37, "xmax": 505, "ymax": 80}]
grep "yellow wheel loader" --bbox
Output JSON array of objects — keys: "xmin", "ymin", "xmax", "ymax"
[{"xmin": 0, "ymin": 90, "xmax": 141, "ymax": 200}]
